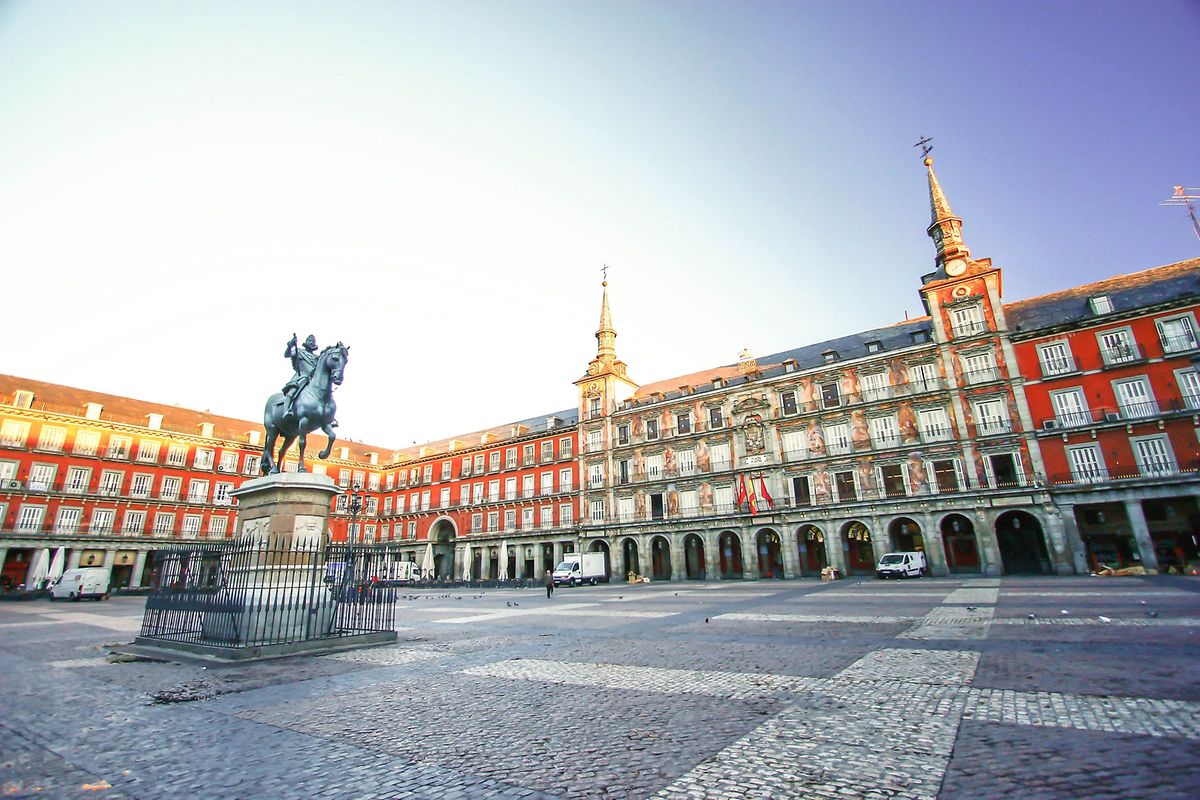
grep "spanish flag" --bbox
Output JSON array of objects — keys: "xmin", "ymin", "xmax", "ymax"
[{"xmin": 744, "ymin": 474, "xmax": 759, "ymax": 514}]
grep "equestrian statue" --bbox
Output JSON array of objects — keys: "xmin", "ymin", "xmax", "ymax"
[{"xmin": 260, "ymin": 332, "xmax": 349, "ymax": 475}]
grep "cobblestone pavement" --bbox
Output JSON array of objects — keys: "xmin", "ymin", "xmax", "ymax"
[{"xmin": 2, "ymin": 575, "xmax": 1199, "ymax": 799}]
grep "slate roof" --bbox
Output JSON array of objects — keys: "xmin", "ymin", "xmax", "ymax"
[{"xmin": 1005, "ymin": 258, "xmax": 1200, "ymax": 333}]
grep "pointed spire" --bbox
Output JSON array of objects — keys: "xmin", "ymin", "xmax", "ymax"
[
  {"xmin": 595, "ymin": 278, "xmax": 616, "ymax": 361},
  {"xmin": 923, "ymin": 156, "xmax": 970, "ymax": 268}
]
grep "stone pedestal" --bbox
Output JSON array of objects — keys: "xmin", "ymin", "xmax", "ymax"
[{"xmin": 230, "ymin": 472, "xmax": 341, "ymax": 555}]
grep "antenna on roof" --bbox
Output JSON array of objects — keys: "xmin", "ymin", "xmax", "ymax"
[{"xmin": 1161, "ymin": 185, "xmax": 1200, "ymax": 242}]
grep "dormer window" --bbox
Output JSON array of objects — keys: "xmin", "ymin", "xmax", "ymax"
[
  {"xmin": 822, "ymin": 350, "xmax": 838, "ymax": 364},
  {"xmin": 1089, "ymin": 295, "xmax": 1113, "ymax": 315},
  {"xmin": 866, "ymin": 341, "xmax": 883, "ymax": 354},
  {"xmin": 13, "ymin": 390, "xmax": 33, "ymax": 409}
]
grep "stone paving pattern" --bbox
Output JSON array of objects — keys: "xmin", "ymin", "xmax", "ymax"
[{"xmin": 1, "ymin": 575, "xmax": 1198, "ymax": 798}]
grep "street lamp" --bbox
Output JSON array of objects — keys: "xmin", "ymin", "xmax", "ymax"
[{"xmin": 344, "ymin": 484, "xmax": 365, "ymax": 592}]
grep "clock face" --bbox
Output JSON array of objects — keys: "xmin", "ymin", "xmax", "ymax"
[{"xmin": 945, "ymin": 259, "xmax": 967, "ymax": 277}]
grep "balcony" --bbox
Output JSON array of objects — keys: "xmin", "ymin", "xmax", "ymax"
[
  {"xmin": 976, "ymin": 418, "xmax": 1013, "ymax": 435},
  {"xmin": 951, "ymin": 319, "xmax": 990, "ymax": 338},
  {"xmin": 1040, "ymin": 356, "xmax": 1080, "ymax": 378},
  {"xmin": 1117, "ymin": 400, "xmax": 1160, "ymax": 420},
  {"xmin": 920, "ymin": 425, "xmax": 954, "ymax": 443},
  {"xmin": 1161, "ymin": 333, "xmax": 1199, "ymax": 354},
  {"xmin": 963, "ymin": 366, "xmax": 1003, "ymax": 385},
  {"xmin": 1050, "ymin": 458, "xmax": 1198, "ymax": 488},
  {"xmin": 1100, "ymin": 342, "xmax": 1141, "ymax": 366}
]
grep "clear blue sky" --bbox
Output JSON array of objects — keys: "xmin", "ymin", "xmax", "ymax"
[{"xmin": 1, "ymin": 1, "xmax": 1196, "ymax": 447}]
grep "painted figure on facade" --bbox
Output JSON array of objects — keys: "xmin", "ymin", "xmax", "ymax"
[
  {"xmin": 807, "ymin": 420, "xmax": 826, "ymax": 457},
  {"xmin": 261, "ymin": 337, "xmax": 349, "ymax": 475},
  {"xmin": 850, "ymin": 410, "xmax": 871, "ymax": 450},
  {"xmin": 898, "ymin": 402, "xmax": 920, "ymax": 444}
]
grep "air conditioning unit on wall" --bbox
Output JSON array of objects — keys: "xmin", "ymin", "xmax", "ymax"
[
  {"xmin": 1042, "ymin": 419, "xmax": 1059, "ymax": 431},
  {"xmin": 4, "ymin": 479, "xmax": 21, "ymax": 490}
]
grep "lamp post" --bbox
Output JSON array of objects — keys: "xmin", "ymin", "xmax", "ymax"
[{"xmin": 345, "ymin": 484, "xmax": 365, "ymax": 592}]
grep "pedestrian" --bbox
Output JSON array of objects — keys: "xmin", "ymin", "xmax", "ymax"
[{"xmin": 544, "ymin": 569, "xmax": 554, "ymax": 599}]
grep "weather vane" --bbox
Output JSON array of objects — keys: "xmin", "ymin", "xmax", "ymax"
[
  {"xmin": 601, "ymin": 263, "xmax": 609, "ymax": 283},
  {"xmin": 914, "ymin": 135, "xmax": 934, "ymax": 160}
]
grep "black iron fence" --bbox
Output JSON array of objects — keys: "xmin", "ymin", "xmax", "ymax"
[{"xmin": 139, "ymin": 539, "xmax": 397, "ymax": 650}]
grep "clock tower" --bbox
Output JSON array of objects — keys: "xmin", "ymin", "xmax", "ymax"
[
  {"xmin": 575, "ymin": 278, "xmax": 638, "ymax": 421},
  {"xmin": 925, "ymin": 155, "xmax": 973, "ymax": 279}
]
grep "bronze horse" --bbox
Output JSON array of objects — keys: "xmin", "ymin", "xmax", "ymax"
[{"xmin": 260, "ymin": 342, "xmax": 349, "ymax": 474}]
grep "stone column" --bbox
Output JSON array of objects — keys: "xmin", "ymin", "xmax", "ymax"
[
  {"xmin": 703, "ymin": 533, "xmax": 720, "ymax": 582},
  {"xmin": 781, "ymin": 528, "xmax": 800, "ymax": 579},
  {"xmin": 741, "ymin": 528, "xmax": 758, "ymax": 579},
  {"xmin": 67, "ymin": 549, "xmax": 82, "ymax": 570},
  {"xmin": 0, "ymin": 547, "xmax": 7, "ymax": 580},
  {"xmin": 919, "ymin": 515, "xmax": 948, "ymax": 577},
  {"xmin": 825, "ymin": 523, "xmax": 848, "ymax": 575},
  {"xmin": 1053, "ymin": 505, "xmax": 1089, "ymax": 575},
  {"xmin": 1124, "ymin": 500, "xmax": 1161, "ymax": 573},
  {"xmin": 670, "ymin": 533, "xmax": 686, "ymax": 581},
  {"xmin": 130, "ymin": 551, "xmax": 148, "ymax": 588},
  {"xmin": 973, "ymin": 510, "xmax": 1002, "ymax": 577},
  {"xmin": 869, "ymin": 519, "xmax": 890, "ymax": 564}
]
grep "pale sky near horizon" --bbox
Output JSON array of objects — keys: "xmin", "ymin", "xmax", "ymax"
[{"xmin": 1, "ymin": 1, "xmax": 1197, "ymax": 449}]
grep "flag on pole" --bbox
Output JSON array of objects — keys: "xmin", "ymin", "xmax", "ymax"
[
  {"xmin": 758, "ymin": 476, "xmax": 774, "ymax": 510},
  {"xmin": 736, "ymin": 474, "xmax": 748, "ymax": 509},
  {"xmin": 747, "ymin": 475, "xmax": 759, "ymax": 514}
]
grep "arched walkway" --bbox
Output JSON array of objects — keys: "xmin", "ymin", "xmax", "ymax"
[
  {"xmin": 431, "ymin": 519, "xmax": 457, "ymax": 580},
  {"xmin": 588, "ymin": 540, "xmax": 612, "ymax": 581},
  {"xmin": 796, "ymin": 525, "xmax": 828, "ymax": 575},
  {"xmin": 889, "ymin": 517, "xmax": 924, "ymax": 553},
  {"xmin": 683, "ymin": 534, "xmax": 707, "ymax": 580},
  {"xmin": 718, "ymin": 531, "xmax": 744, "ymax": 579},
  {"xmin": 940, "ymin": 514, "xmax": 981, "ymax": 573},
  {"xmin": 622, "ymin": 537, "xmax": 641, "ymax": 580},
  {"xmin": 650, "ymin": 536, "xmax": 672, "ymax": 580},
  {"xmin": 842, "ymin": 521, "xmax": 874, "ymax": 575},
  {"xmin": 756, "ymin": 529, "xmax": 784, "ymax": 579},
  {"xmin": 995, "ymin": 510, "xmax": 1052, "ymax": 575}
]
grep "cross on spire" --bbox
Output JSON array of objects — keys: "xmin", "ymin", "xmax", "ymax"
[
  {"xmin": 914, "ymin": 135, "xmax": 933, "ymax": 160},
  {"xmin": 601, "ymin": 263, "xmax": 609, "ymax": 284}
]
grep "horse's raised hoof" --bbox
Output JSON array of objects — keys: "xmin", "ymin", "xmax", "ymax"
[{"xmin": 318, "ymin": 449, "xmax": 331, "ymax": 459}]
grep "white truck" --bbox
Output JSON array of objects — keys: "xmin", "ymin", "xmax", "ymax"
[
  {"xmin": 50, "ymin": 568, "xmax": 110, "ymax": 601},
  {"xmin": 553, "ymin": 553, "xmax": 607, "ymax": 586},
  {"xmin": 875, "ymin": 551, "xmax": 927, "ymax": 579}
]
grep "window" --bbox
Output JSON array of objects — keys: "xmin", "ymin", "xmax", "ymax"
[
  {"xmin": 588, "ymin": 396, "xmax": 602, "ymax": 419},
  {"xmin": 161, "ymin": 476, "xmax": 181, "ymax": 501},
  {"xmin": 987, "ymin": 452, "xmax": 1023, "ymax": 487},
  {"xmin": 208, "ymin": 516, "xmax": 228, "ymax": 538},
  {"xmin": 1050, "ymin": 388, "xmax": 1091, "ymax": 427},
  {"xmin": 866, "ymin": 340, "xmax": 883, "ymax": 354},
  {"xmin": 1132, "ymin": 436, "xmax": 1175, "ymax": 476},
  {"xmin": 36, "ymin": 426, "xmax": 66, "ymax": 452},
  {"xmin": 473, "ymin": 454, "xmax": 485, "ymax": 474},
  {"xmin": 791, "ymin": 476, "xmax": 812, "ymax": 506},
  {"xmin": 55, "ymin": 507, "xmax": 81, "ymax": 534},
  {"xmin": 676, "ymin": 411, "xmax": 692, "ymax": 433},
  {"xmin": 869, "ymin": 415, "xmax": 899, "ymax": 448},
  {"xmin": 521, "ymin": 445, "xmax": 534, "ymax": 466},
  {"xmin": 560, "ymin": 437, "xmax": 573, "ymax": 459},
  {"xmin": 505, "ymin": 448, "xmax": 517, "ymax": 469},
  {"xmin": 973, "ymin": 399, "xmax": 1010, "ymax": 434},
  {"xmin": 487, "ymin": 480, "xmax": 500, "ymax": 502},
  {"xmin": 368, "ymin": 473, "xmax": 380, "ymax": 491},
  {"xmin": 383, "ymin": 497, "xmax": 394, "ymax": 515},
  {"xmin": 488, "ymin": 452, "xmax": 500, "ymax": 472},
  {"xmin": 182, "ymin": 514, "xmax": 203, "ymax": 539},
  {"xmin": 243, "ymin": 454, "xmax": 260, "ymax": 475},
  {"xmin": 166, "ymin": 444, "xmax": 187, "ymax": 466},
  {"xmin": 439, "ymin": 487, "xmax": 451, "ymax": 508},
  {"xmin": 645, "ymin": 418, "xmax": 659, "ymax": 440},
  {"xmin": 1067, "ymin": 445, "xmax": 1107, "ymax": 483},
  {"xmin": 617, "ymin": 425, "xmax": 630, "ymax": 445},
  {"xmin": 1158, "ymin": 315, "xmax": 1198, "ymax": 353},
  {"xmin": 589, "ymin": 499, "xmax": 605, "ymax": 522},
  {"xmin": 193, "ymin": 448, "xmax": 214, "ymax": 469},
  {"xmin": 504, "ymin": 509, "xmax": 516, "ymax": 530},
  {"xmin": 153, "ymin": 512, "xmax": 175, "ymax": 536},
  {"xmin": 90, "ymin": 509, "xmax": 115, "ymax": 534},
  {"xmin": 910, "ymin": 362, "xmax": 938, "ymax": 392},
  {"xmin": 420, "ymin": 490, "xmax": 431, "ymax": 510},
  {"xmin": 487, "ymin": 511, "xmax": 499, "ymax": 531},
  {"xmin": 1177, "ymin": 369, "xmax": 1200, "ymax": 410},
  {"xmin": 1098, "ymin": 328, "xmax": 1139, "ymax": 365},
  {"xmin": 918, "ymin": 408, "xmax": 952, "ymax": 441},
  {"xmin": 188, "ymin": 479, "xmax": 209, "ymax": 503},
  {"xmin": 0, "ymin": 420, "xmax": 30, "ymax": 448},
  {"xmin": 122, "ymin": 510, "xmax": 146, "ymax": 535},
  {"xmin": 709, "ymin": 407, "xmax": 725, "ymax": 429},
  {"xmin": 64, "ymin": 467, "xmax": 90, "ymax": 494},
  {"xmin": 834, "ymin": 471, "xmax": 857, "ymax": 502},
  {"xmin": 540, "ymin": 472, "xmax": 554, "ymax": 495},
  {"xmin": 820, "ymin": 383, "xmax": 840, "ymax": 409},
  {"xmin": 782, "ymin": 429, "xmax": 807, "ymax": 460},
  {"xmin": 472, "ymin": 482, "xmax": 484, "ymax": 504},
  {"xmin": 950, "ymin": 304, "xmax": 986, "ymax": 336},
  {"xmin": 72, "ymin": 430, "xmax": 99, "ymax": 456},
  {"xmin": 932, "ymin": 460, "xmax": 960, "ymax": 492},
  {"xmin": 880, "ymin": 464, "xmax": 906, "ymax": 498},
  {"xmin": 541, "ymin": 441, "xmax": 554, "ymax": 463},
  {"xmin": 218, "ymin": 451, "xmax": 238, "ymax": 473},
  {"xmin": 822, "ymin": 350, "xmax": 838, "ymax": 364},
  {"xmin": 618, "ymin": 495, "xmax": 634, "ymax": 520},
  {"xmin": 407, "ymin": 521, "xmax": 417, "ymax": 538},
  {"xmin": 16, "ymin": 504, "xmax": 46, "ymax": 532},
  {"xmin": 1114, "ymin": 377, "xmax": 1156, "ymax": 418},
  {"xmin": 710, "ymin": 442, "xmax": 731, "ymax": 472},
  {"xmin": 859, "ymin": 372, "xmax": 889, "ymax": 401},
  {"xmin": 559, "ymin": 468, "xmax": 573, "ymax": 492},
  {"xmin": 616, "ymin": 459, "xmax": 630, "ymax": 484},
  {"xmin": 459, "ymin": 457, "xmax": 471, "ymax": 477},
  {"xmin": 826, "ymin": 423, "xmax": 851, "ymax": 455},
  {"xmin": 28, "ymin": 463, "xmax": 56, "ymax": 491},
  {"xmin": 962, "ymin": 350, "xmax": 997, "ymax": 384},
  {"xmin": 522, "ymin": 507, "xmax": 535, "ymax": 529},
  {"xmin": 99, "ymin": 470, "xmax": 124, "ymax": 496},
  {"xmin": 396, "ymin": 495, "xmax": 407, "ymax": 514},
  {"xmin": 1037, "ymin": 341, "xmax": 1075, "ymax": 376},
  {"xmin": 676, "ymin": 449, "xmax": 696, "ymax": 477},
  {"xmin": 587, "ymin": 429, "xmax": 602, "ymax": 452},
  {"xmin": 540, "ymin": 505, "xmax": 553, "ymax": 529},
  {"xmin": 780, "ymin": 391, "xmax": 798, "ymax": 416},
  {"xmin": 1089, "ymin": 295, "xmax": 1113, "ymax": 314},
  {"xmin": 522, "ymin": 475, "xmax": 534, "ymax": 498},
  {"xmin": 504, "ymin": 477, "xmax": 517, "ymax": 500}
]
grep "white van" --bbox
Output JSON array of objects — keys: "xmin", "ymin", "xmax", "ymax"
[
  {"xmin": 50, "ymin": 568, "xmax": 110, "ymax": 601},
  {"xmin": 875, "ymin": 551, "xmax": 927, "ymax": 580}
]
